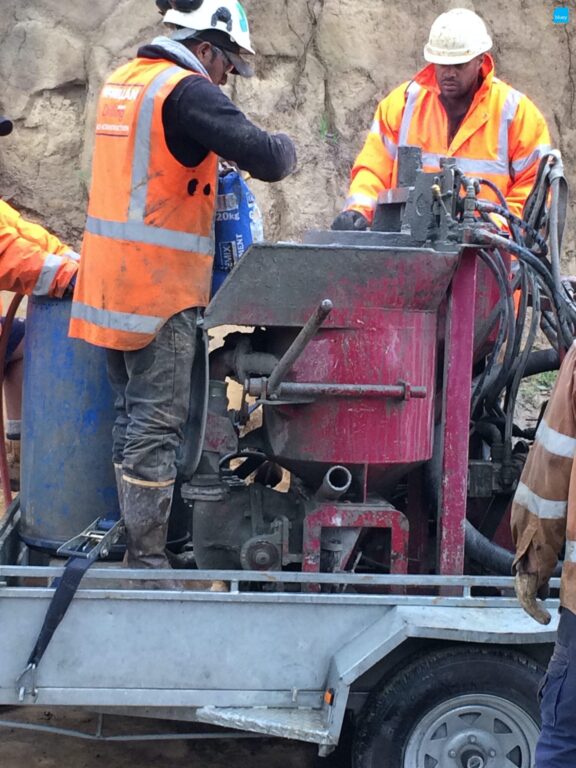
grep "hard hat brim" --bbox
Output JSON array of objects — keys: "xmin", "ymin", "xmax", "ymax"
[{"xmin": 423, "ymin": 42, "xmax": 492, "ymax": 65}]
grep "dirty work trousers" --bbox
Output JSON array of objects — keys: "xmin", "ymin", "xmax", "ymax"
[
  {"xmin": 536, "ymin": 607, "xmax": 576, "ymax": 767},
  {"xmin": 106, "ymin": 308, "xmax": 198, "ymax": 483}
]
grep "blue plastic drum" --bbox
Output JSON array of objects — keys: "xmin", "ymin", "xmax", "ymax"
[{"xmin": 19, "ymin": 296, "xmax": 120, "ymax": 552}]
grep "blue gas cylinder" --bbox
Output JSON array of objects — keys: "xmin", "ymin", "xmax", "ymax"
[
  {"xmin": 212, "ymin": 170, "xmax": 263, "ymax": 296},
  {"xmin": 19, "ymin": 296, "xmax": 120, "ymax": 553}
]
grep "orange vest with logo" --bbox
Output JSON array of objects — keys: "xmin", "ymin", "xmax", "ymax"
[
  {"xmin": 346, "ymin": 56, "xmax": 550, "ymax": 224},
  {"xmin": 70, "ymin": 58, "xmax": 218, "ymax": 351}
]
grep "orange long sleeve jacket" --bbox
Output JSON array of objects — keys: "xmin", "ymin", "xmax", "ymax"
[
  {"xmin": 0, "ymin": 200, "xmax": 78, "ymax": 305},
  {"xmin": 345, "ymin": 56, "xmax": 551, "ymax": 224}
]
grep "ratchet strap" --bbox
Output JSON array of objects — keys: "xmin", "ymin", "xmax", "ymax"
[{"xmin": 17, "ymin": 517, "xmax": 124, "ymax": 700}]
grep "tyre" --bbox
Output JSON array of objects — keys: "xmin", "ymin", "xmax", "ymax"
[{"xmin": 352, "ymin": 645, "xmax": 544, "ymax": 768}]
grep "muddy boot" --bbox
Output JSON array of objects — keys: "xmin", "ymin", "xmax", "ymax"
[
  {"xmin": 6, "ymin": 438, "xmax": 20, "ymax": 492},
  {"xmin": 121, "ymin": 478, "xmax": 181, "ymax": 588},
  {"xmin": 121, "ymin": 477, "xmax": 228, "ymax": 592}
]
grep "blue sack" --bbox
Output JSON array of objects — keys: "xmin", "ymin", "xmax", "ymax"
[{"xmin": 212, "ymin": 169, "xmax": 263, "ymax": 296}]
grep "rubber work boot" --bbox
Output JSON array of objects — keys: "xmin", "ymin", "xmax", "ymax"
[
  {"xmin": 120, "ymin": 477, "xmax": 227, "ymax": 592},
  {"xmin": 6, "ymin": 438, "xmax": 20, "ymax": 492}
]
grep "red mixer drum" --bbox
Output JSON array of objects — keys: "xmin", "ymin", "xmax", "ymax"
[{"xmin": 204, "ymin": 239, "xmax": 461, "ymax": 483}]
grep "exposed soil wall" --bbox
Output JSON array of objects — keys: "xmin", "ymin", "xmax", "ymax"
[{"xmin": 0, "ymin": 1, "xmax": 574, "ymax": 265}]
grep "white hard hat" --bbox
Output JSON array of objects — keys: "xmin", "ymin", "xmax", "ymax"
[
  {"xmin": 160, "ymin": 0, "xmax": 255, "ymax": 60},
  {"xmin": 424, "ymin": 8, "xmax": 492, "ymax": 65}
]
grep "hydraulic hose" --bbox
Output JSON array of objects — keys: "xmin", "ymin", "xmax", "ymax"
[
  {"xmin": 465, "ymin": 519, "xmax": 514, "ymax": 574},
  {"xmin": 523, "ymin": 348, "xmax": 560, "ymax": 377},
  {"xmin": 473, "ymin": 249, "xmax": 516, "ymax": 411},
  {"xmin": 476, "ymin": 200, "xmax": 549, "ymax": 255},
  {"xmin": 477, "ymin": 228, "xmax": 575, "ymax": 348},
  {"xmin": 504, "ymin": 270, "xmax": 540, "ymax": 446},
  {"xmin": 465, "ymin": 519, "xmax": 562, "ymax": 577}
]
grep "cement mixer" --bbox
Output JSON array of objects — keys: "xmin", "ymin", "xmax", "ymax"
[{"xmin": 0, "ymin": 148, "xmax": 570, "ymax": 768}]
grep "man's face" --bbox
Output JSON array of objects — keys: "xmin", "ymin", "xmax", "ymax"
[
  {"xmin": 435, "ymin": 55, "xmax": 484, "ymax": 101},
  {"xmin": 197, "ymin": 42, "xmax": 234, "ymax": 86}
]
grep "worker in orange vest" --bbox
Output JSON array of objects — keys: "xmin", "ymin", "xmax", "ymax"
[
  {"xmin": 69, "ymin": 0, "xmax": 296, "ymax": 584},
  {"xmin": 332, "ymin": 8, "xmax": 551, "ymax": 231},
  {"xmin": 0, "ymin": 115, "xmax": 79, "ymax": 490}
]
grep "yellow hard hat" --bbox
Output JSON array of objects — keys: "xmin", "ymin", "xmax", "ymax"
[{"xmin": 424, "ymin": 8, "xmax": 492, "ymax": 65}]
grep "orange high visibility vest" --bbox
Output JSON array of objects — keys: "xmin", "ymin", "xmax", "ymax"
[
  {"xmin": 346, "ymin": 56, "xmax": 551, "ymax": 224},
  {"xmin": 70, "ymin": 58, "xmax": 218, "ymax": 351}
]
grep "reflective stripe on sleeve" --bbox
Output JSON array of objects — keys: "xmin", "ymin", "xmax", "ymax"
[
  {"xmin": 129, "ymin": 66, "xmax": 182, "ymax": 222},
  {"xmin": 63, "ymin": 250, "xmax": 81, "ymax": 262},
  {"xmin": 564, "ymin": 539, "xmax": 576, "ymax": 563},
  {"xmin": 85, "ymin": 215, "xmax": 214, "ymax": 254},
  {"xmin": 498, "ymin": 87, "xmax": 521, "ymax": 171},
  {"xmin": 70, "ymin": 301, "xmax": 164, "ymax": 335},
  {"xmin": 536, "ymin": 419, "xmax": 576, "ymax": 459},
  {"xmin": 565, "ymin": 540, "xmax": 576, "ymax": 563},
  {"xmin": 370, "ymin": 119, "xmax": 398, "ymax": 161},
  {"xmin": 32, "ymin": 253, "xmax": 66, "ymax": 296},
  {"xmin": 511, "ymin": 144, "xmax": 552, "ymax": 175},
  {"xmin": 514, "ymin": 481, "xmax": 567, "ymax": 520},
  {"xmin": 344, "ymin": 193, "xmax": 378, "ymax": 211}
]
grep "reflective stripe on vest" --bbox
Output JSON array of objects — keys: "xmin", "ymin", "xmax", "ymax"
[
  {"xmin": 85, "ymin": 216, "xmax": 213, "ymax": 254},
  {"xmin": 70, "ymin": 301, "xmax": 164, "ymax": 335},
  {"xmin": 512, "ymin": 143, "xmax": 551, "ymax": 175},
  {"xmin": 397, "ymin": 82, "xmax": 548, "ymax": 180},
  {"xmin": 87, "ymin": 65, "xmax": 213, "ymax": 255},
  {"xmin": 129, "ymin": 66, "xmax": 181, "ymax": 222},
  {"xmin": 421, "ymin": 152, "xmax": 508, "ymax": 176}
]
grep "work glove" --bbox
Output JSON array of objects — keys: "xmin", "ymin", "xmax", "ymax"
[
  {"xmin": 514, "ymin": 570, "xmax": 552, "ymax": 625},
  {"xmin": 331, "ymin": 210, "xmax": 369, "ymax": 231}
]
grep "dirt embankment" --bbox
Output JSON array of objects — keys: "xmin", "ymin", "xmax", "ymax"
[{"xmin": 0, "ymin": 0, "xmax": 574, "ymax": 263}]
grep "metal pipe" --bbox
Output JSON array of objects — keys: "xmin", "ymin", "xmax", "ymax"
[
  {"xmin": 253, "ymin": 381, "xmax": 427, "ymax": 399},
  {"xmin": 266, "ymin": 299, "xmax": 333, "ymax": 396},
  {"xmin": 314, "ymin": 465, "xmax": 352, "ymax": 501}
]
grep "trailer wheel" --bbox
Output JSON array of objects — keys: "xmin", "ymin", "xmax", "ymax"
[{"xmin": 352, "ymin": 646, "xmax": 543, "ymax": 768}]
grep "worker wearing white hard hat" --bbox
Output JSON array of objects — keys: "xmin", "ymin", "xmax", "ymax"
[
  {"xmin": 70, "ymin": 0, "xmax": 297, "ymax": 585},
  {"xmin": 161, "ymin": 0, "xmax": 255, "ymax": 77},
  {"xmin": 423, "ymin": 7, "xmax": 493, "ymax": 64},
  {"xmin": 333, "ymin": 7, "xmax": 551, "ymax": 232}
]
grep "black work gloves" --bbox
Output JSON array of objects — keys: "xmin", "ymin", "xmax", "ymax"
[{"xmin": 331, "ymin": 210, "xmax": 369, "ymax": 231}]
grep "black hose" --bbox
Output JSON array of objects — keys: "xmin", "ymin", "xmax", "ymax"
[
  {"xmin": 471, "ymin": 249, "xmax": 510, "ymax": 414},
  {"xmin": 465, "ymin": 520, "xmax": 514, "ymax": 574},
  {"xmin": 523, "ymin": 348, "xmax": 560, "ymax": 377},
  {"xmin": 465, "ymin": 519, "xmax": 562, "ymax": 577},
  {"xmin": 475, "ymin": 249, "xmax": 517, "ymax": 410},
  {"xmin": 504, "ymin": 271, "xmax": 540, "ymax": 445},
  {"xmin": 477, "ymin": 201, "xmax": 549, "ymax": 255},
  {"xmin": 477, "ymin": 229, "xmax": 575, "ymax": 349}
]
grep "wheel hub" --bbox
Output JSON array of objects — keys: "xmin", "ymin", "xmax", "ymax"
[{"xmin": 403, "ymin": 693, "xmax": 539, "ymax": 768}]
